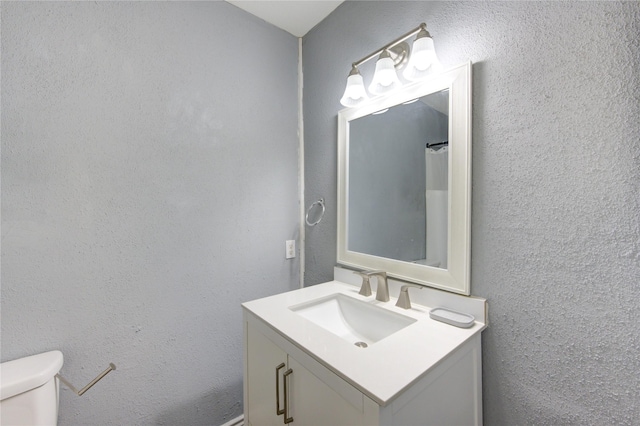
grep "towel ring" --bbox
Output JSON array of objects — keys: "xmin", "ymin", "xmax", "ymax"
[{"xmin": 305, "ymin": 198, "xmax": 325, "ymax": 227}]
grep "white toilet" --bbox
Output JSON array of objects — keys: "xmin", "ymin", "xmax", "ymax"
[{"xmin": 0, "ymin": 350, "xmax": 64, "ymax": 426}]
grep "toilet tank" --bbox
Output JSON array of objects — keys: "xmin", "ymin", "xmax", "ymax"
[{"xmin": 1, "ymin": 351, "xmax": 64, "ymax": 426}]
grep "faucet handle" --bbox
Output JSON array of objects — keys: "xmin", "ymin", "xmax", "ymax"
[
  {"xmin": 365, "ymin": 271, "xmax": 389, "ymax": 302},
  {"xmin": 352, "ymin": 271, "xmax": 372, "ymax": 297},
  {"xmin": 396, "ymin": 284, "xmax": 423, "ymax": 309}
]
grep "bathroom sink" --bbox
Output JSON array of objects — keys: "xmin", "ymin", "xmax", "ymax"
[{"xmin": 289, "ymin": 294, "xmax": 416, "ymax": 346}]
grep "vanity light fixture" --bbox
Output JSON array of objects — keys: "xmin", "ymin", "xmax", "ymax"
[
  {"xmin": 339, "ymin": 66, "xmax": 369, "ymax": 107},
  {"xmin": 403, "ymin": 26, "xmax": 441, "ymax": 81},
  {"xmin": 368, "ymin": 50, "xmax": 403, "ymax": 95},
  {"xmin": 340, "ymin": 23, "xmax": 441, "ymax": 108}
]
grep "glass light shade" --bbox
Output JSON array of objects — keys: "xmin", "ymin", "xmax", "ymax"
[
  {"xmin": 340, "ymin": 73, "xmax": 369, "ymax": 107},
  {"xmin": 368, "ymin": 55, "xmax": 402, "ymax": 95},
  {"xmin": 403, "ymin": 36, "xmax": 441, "ymax": 81}
]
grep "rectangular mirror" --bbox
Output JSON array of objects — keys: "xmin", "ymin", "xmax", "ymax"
[{"xmin": 337, "ymin": 62, "xmax": 472, "ymax": 295}]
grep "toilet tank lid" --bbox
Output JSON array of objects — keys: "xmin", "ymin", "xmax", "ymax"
[{"xmin": 1, "ymin": 351, "xmax": 64, "ymax": 401}]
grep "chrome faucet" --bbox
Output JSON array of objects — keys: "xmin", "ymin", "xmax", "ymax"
[
  {"xmin": 396, "ymin": 284, "xmax": 422, "ymax": 309},
  {"xmin": 352, "ymin": 270, "xmax": 372, "ymax": 297},
  {"xmin": 366, "ymin": 271, "xmax": 389, "ymax": 302}
]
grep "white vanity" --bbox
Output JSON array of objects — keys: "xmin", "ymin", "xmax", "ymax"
[
  {"xmin": 243, "ymin": 60, "xmax": 484, "ymax": 425},
  {"xmin": 243, "ymin": 268, "xmax": 487, "ymax": 425}
]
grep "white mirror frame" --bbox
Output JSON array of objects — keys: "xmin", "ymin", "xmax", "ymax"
[{"xmin": 337, "ymin": 61, "xmax": 472, "ymax": 295}]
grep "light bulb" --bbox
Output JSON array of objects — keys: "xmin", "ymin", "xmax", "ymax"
[
  {"xmin": 403, "ymin": 28, "xmax": 441, "ymax": 81},
  {"xmin": 368, "ymin": 51, "xmax": 402, "ymax": 95},
  {"xmin": 340, "ymin": 67, "xmax": 369, "ymax": 107}
]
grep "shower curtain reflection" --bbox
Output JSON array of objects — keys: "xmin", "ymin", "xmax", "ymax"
[{"xmin": 425, "ymin": 146, "xmax": 448, "ymax": 268}]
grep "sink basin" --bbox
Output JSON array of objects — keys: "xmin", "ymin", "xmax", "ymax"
[{"xmin": 289, "ymin": 294, "xmax": 416, "ymax": 346}]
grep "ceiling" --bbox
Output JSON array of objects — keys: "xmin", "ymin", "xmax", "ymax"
[{"xmin": 225, "ymin": 1, "xmax": 343, "ymax": 37}]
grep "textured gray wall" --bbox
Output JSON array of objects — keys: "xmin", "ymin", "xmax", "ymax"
[
  {"xmin": 303, "ymin": 1, "xmax": 640, "ymax": 424},
  {"xmin": 1, "ymin": 2, "xmax": 299, "ymax": 425}
]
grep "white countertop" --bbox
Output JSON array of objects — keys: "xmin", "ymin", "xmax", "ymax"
[{"xmin": 242, "ymin": 280, "xmax": 487, "ymax": 406}]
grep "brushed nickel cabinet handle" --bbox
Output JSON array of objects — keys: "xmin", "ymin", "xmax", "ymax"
[
  {"xmin": 275, "ymin": 363, "xmax": 286, "ymax": 416},
  {"xmin": 283, "ymin": 368, "xmax": 294, "ymax": 424}
]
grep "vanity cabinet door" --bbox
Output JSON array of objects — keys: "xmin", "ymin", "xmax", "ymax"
[
  {"xmin": 246, "ymin": 324, "xmax": 288, "ymax": 426},
  {"xmin": 246, "ymin": 322, "xmax": 368, "ymax": 426},
  {"xmin": 287, "ymin": 356, "xmax": 365, "ymax": 426}
]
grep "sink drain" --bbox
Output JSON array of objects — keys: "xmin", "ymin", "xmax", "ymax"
[{"xmin": 354, "ymin": 341, "xmax": 368, "ymax": 348}]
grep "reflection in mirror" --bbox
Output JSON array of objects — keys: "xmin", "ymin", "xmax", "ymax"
[{"xmin": 348, "ymin": 90, "xmax": 450, "ymax": 269}]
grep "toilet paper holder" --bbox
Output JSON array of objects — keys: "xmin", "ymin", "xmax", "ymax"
[{"xmin": 56, "ymin": 362, "xmax": 116, "ymax": 396}]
